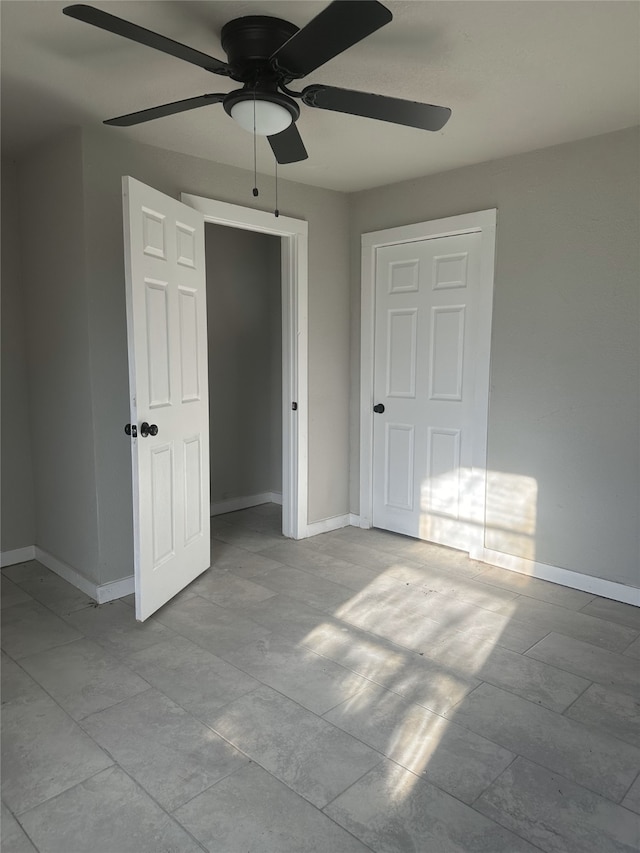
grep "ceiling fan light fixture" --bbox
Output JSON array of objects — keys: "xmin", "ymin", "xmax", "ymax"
[
  {"xmin": 224, "ymin": 89, "xmax": 300, "ymax": 137},
  {"xmin": 230, "ymin": 99, "xmax": 292, "ymax": 136}
]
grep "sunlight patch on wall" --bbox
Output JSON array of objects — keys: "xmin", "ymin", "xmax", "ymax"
[
  {"xmin": 484, "ymin": 470, "xmax": 538, "ymax": 560},
  {"xmin": 417, "ymin": 467, "xmax": 537, "ymax": 561}
]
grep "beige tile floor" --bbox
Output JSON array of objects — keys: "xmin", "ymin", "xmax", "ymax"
[{"xmin": 2, "ymin": 504, "xmax": 640, "ymax": 852}]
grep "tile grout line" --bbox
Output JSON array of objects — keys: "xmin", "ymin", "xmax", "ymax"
[
  {"xmin": 618, "ymin": 767, "xmax": 640, "ymax": 804},
  {"xmin": 441, "ymin": 681, "xmax": 640, "ymax": 806},
  {"xmin": 468, "ymin": 753, "xmax": 520, "ymax": 808},
  {"xmin": 559, "ymin": 679, "xmax": 595, "ymax": 717}
]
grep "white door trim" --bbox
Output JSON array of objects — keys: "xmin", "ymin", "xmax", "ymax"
[
  {"xmin": 359, "ymin": 209, "xmax": 497, "ymax": 556},
  {"xmin": 181, "ymin": 194, "xmax": 308, "ymax": 540}
]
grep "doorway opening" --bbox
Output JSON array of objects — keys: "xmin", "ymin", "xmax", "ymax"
[
  {"xmin": 182, "ymin": 193, "xmax": 308, "ymax": 540},
  {"xmin": 205, "ymin": 223, "xmax": 283, "ymax": 526}
]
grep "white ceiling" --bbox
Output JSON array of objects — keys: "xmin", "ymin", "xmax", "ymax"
[{"xmin": 2, "ymin": 1, "xmax": 639, "ymax": 192}]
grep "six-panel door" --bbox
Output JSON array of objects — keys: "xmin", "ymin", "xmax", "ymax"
[
  {"xmin": 372, "ymin": 232, "xmax": 482, "ymax": 551},
  {"xmin": 123, "ymin": 177, "xmax": 210, "ymax": 621}
]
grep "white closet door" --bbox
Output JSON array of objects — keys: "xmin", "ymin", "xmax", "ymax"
[{"xmin": 372, "ymin": 232, "xmax": 481, "ymax": 551}]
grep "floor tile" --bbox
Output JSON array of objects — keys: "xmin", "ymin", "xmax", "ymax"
[
  {"xmin": 221, "ymin": 633, "xmax": 371, "ymax": 714},
  {"xmin": 330, "ymin": 524, "xmax": 418, "ymax": 556},
  {"xmin": 624, "ymin": 635, "xmax": 640, "ymax": 659},
  {"xmin": 473, "ymin": 564, "xmax": 596, "ymax": 610},
  {"xmin": 622, "ymin": 774, "xmax": 640, "ymax": 815},
  {"xmin": 1, "ymin": 652, "xmax": 41, "ymax": 703},
  {"xmin": 236, "ymin": 593, "xmax": 330, "ymax": 643},
  {"xmin": 475, "ymin": 756, "xmax": 640, "ymax": 853},
  {"xmin": 565, "ymin": 682, "xmax": 640, "ymax": 748},
  {"xmin": 445, "ymin": 682, "xmax": 640, "ymax": 802},
  {"xmin": 250, "ymin": 501, "xmax": 282, "ymax": 520},
  {"xmin": 154, "ymin": 594, "xmax": 271, "ymax": 656},
  {"xmin": 210, "ymin": 540, "xmax": 283, "ymax": 579},
  {"xmin": 62, "ymin": 600, "xmax": 175, "ymax": 658},
  {"xmin": 81, "ymin": 689, "xmax": 248, "ymax": 812},
  {"xmin": 5, "ymin": 507, "xmax": 638, "ymax": 853},
  {"xmin": 2, "ymin": 561, "xmax": 47, "ymax": 584},
  {"xmin": 1, "ymin": 600, "xmax": 81, "ymax": 660},
  {"xmin": 124, "ymin": 635, "xmax": 260, "ymax": 723},
  {"xmin": 187, "ymin": 568, "xmax": 277, "ymax": 608},
  {"xmin": 253, "ymin": 563, "xmax": 354, "ymax": 612},
  {"xmin": 324, "ymin": 759, "xmax": 538, "ymax": 853},
  {"xmin": 324, "ymin": 684, "xmax": 513, "ymax": 804},
  {"xmin": 217, "ymin": 507, "xmax": 282, "ymax": 535},
  {"xmin": 301, "ymin": 619, "xmax": 479, "ymax": 715},
  {"xmin": 260, "ymin": 541, "xmax": 381, "ymax": 592},
  {"xmin": 209, "ymin": 685, "xmax": 381, "ymax": 808},
  {"xmin": 4, "ymin": 561, "xmax": 94, "ymax": 614},
  {"xmin": 18, "ymin": 638, "xmax": 149, "ymax": 720},
  {"xmin": 506, "ymin": 596, "xmax": 638, "ymax": 652},
  {"xmin": 1, "ymin": 802, "xmax": 37, "ymax": 853},
  {"xmin": 19, "ymin": 767, "xmax": 204, "ymax": 853},
  {"xmin": 423, "ymin": 628, "xmax": 590, "ymax": 712},
  {"xmin": 526, "ymin": 632, "xmax": 640, "ymax": 700},
  {"xmin": 307, "ymin": 534, "xmax": 423, "ymax": 575},
  {"xmin": 336, "ymin": 582, "xmax": 547, "ymax": 654},
  {"xmin": 1, "ymin": 575, "xmax": 32, "ymax": 609},
  {"xmin": 174, "ymin": 763, "xmax": 370, "ymax": 853},
  {"xmin": 392, "ymin": 537, "xmax": 487, "ymax": 578},
  {"xmin": 211, "ymin": 520, "xmax": 283, "ymax": 552},
  {"xmin": 1, "ymin": 673, "xmax": 112, "ymax": 814},
  {"xmin": 580, "ymin": 597, "xmax": 640, "ymax": 631}
]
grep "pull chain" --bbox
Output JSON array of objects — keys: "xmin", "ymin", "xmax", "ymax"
[
  {"xmin": 274, "ymin": 157, "xmax": 279, "ymax": 217},
  {"xmin": 252, "ymin": 89, "xmax": 259, "ymax": 197}
]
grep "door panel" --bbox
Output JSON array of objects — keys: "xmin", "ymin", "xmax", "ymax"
[
  {"xmin": 372, "ymin": 233, "xmax": 481, "ymax": 549},
  {"xmin": 123, "ymin": 176, "xmax": 209, "ymax": 621}
]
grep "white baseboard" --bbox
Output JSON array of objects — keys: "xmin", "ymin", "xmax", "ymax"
[
  {"xmin": 0, "ymin": 545, "xmax": 36, "ymax": 567},
  {"xmin": 4, "ymin": 546, "xmax": 134, "ymax": 605},
  {"xmin": 349, "ymin": 514, "xmax": 362, "ymax": 527},
  {"xmin": 210, "ymin": 491, "xmax": 283, "ymax": 517},
  {"xmin": 473, "ymin": 546, "xmax": 640, "ymax": 607},
  {"xmin": 303, "ymin": 514, "xmax": 352, "ymax": 538},
  {"xmin": 33, "ymin": 547, "xmax": 99, "ymax": 601},
  {"xmin": 95, "ymin": 575, "xmax": 135, "ymax": 604}
]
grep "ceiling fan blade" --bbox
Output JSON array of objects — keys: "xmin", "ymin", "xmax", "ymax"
[
  {"xmin": 268, "ymin": 124, "xmax": 308, "ymax": 164},
  {"xmin": 104, "ymin": 94, "xmax": 226, "ymax": 127},
  {"xmin": 271, "ymin": 0, "xmax": 392, "ymax": 78},
  {"xmin": 63, "ymin": 5, "xmax": 230, "ymax": 76},
  {"xmin": 302, "ymin": 85, "xmax": 452, "ymax": 131}
]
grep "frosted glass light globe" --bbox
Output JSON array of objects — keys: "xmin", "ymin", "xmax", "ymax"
[{"xmin": 230, "ymin": 99, "xmax": 292, "ymax": 136}]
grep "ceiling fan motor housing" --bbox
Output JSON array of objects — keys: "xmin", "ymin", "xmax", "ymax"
[{"xmin": 220, "ymin": 16, "xmax": 298, "ymax": 82}]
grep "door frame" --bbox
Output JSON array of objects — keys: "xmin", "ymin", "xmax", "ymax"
[
  {"xmin": 181, "ymin": 193, "xmax": 308, "ymax": 540},
  {"xmin": 359, "ymin": 208, "xmax": 497, "ymax": 556}
]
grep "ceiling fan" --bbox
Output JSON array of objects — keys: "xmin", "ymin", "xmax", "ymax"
[{"xmin": 63, "ymin": 1, "xmax": 451, "ymax": 165}]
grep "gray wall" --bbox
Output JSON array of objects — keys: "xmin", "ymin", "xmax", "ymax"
[
  {"xmin": 80, "ymin": 127, "xmax": 350, "ymax": 581},
  {"xmin": 349, "ymin": 127, "xmax": 640, "ymax": 587},
  {"xmin": 1, "ymin": 160, "xmax": 35, "ymax": 552},
  {"xmin": 206, "ymin": 224, "xmax": 282, "ymax": 504},
  {"xmin": 14, "ymin": 130, "xmax": 101, "ymax": 582}
]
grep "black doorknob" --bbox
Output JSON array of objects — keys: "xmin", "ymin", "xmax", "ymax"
[
  {"xmin": 124, "ymin": 423, "xmax": 137, "ymax": 438},
  {"xmin": 140, "ymin": 422, "xmax": 159, "ymax": 437},
  {"xmin": 373, "ymin": 403, "xmax": 385, "ymax": 414}
]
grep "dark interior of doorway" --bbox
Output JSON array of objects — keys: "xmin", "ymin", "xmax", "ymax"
[{"xmin": 204, "ymin": 223, "xmax": 283, "ymax": 528}]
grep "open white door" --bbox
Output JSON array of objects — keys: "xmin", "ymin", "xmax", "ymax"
[{"xmin": 123, "ymin": 177, "xmax": 210, "ymax": 621}]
